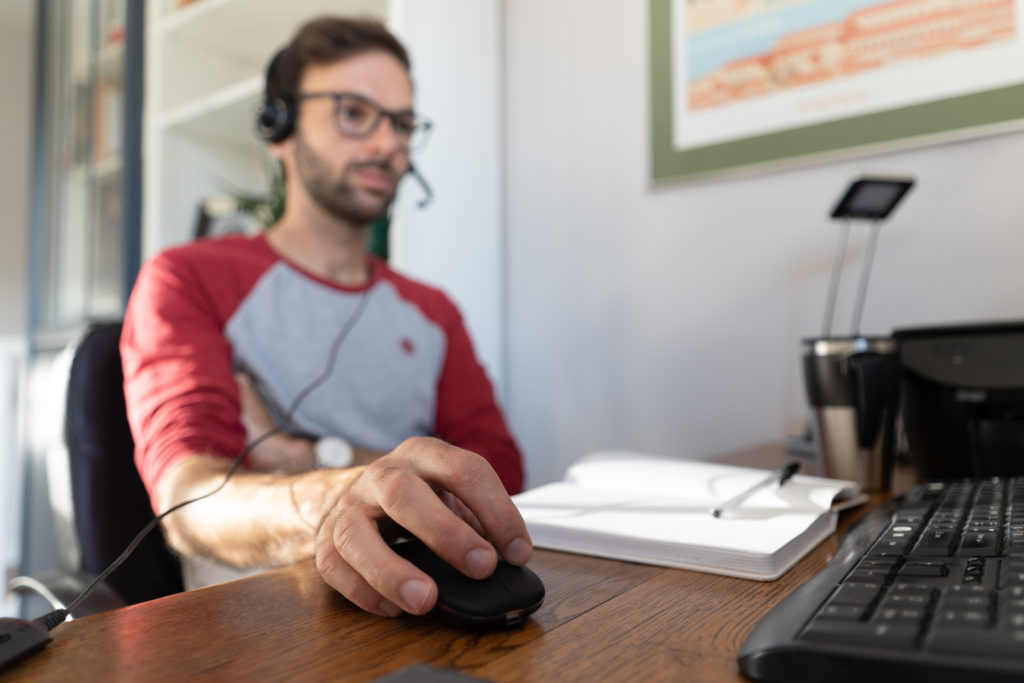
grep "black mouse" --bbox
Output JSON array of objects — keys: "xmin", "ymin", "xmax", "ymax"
[{"xmin": 392, "ymin": 538, "xmax": 544, "ymax": 629}]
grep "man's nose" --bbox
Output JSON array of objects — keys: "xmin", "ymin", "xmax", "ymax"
[{"xmin": 366, "ymin": 115, "xmax": 405, "ymax": 157}]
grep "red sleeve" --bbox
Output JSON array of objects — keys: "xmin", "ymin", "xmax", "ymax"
[
  {"xmin": 121, "ymin": 251, "xmax": 247, "ymax": 508},
  {"xmin": 433, "ymin": 305, "xmax": 524, "ymax": 494}
]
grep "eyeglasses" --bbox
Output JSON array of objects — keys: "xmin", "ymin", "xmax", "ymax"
[{"xmin": 296, "ymin": 91, "xmax": 432, "ymax": 151}]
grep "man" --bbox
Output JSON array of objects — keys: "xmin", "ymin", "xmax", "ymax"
[{"xmin": 121, "ymin": 16, "xmax": 531, "ymax": 619}]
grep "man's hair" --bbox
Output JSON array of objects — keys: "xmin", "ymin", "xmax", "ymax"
[{"xmin": 265, "ymin": 16, "xmax": 411, "ymax": 107}]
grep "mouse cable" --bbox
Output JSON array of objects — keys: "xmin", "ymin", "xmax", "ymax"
[{"xmin": 28, "ymin": 285, "xmax": 375, "ymax": 633}]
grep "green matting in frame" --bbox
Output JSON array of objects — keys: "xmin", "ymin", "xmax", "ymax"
[{"xmin": 650, "ymin": 0, "xmax": 1024, "ymax": 182}]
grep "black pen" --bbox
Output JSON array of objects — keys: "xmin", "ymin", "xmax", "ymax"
[{"xmin": 710, "ymin": 461, "xmax": 802, "ymax": 518}]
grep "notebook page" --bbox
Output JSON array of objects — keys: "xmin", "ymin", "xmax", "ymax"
[{"xmin": 563, "ymin": 451, "xmax": 859, "ymax": 513}]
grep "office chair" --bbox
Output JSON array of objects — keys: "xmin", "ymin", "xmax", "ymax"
[{"xmin": 8, "ymin": 322, "xmax": 183, "ymax": 616}]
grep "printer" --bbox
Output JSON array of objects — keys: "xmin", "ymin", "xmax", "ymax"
[{"xmin": 895, "ymin": 321, "xmax": 1024, "ymax": 479}]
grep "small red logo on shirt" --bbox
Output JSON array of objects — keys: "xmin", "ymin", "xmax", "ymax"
[{"xmin": 401, "ymin": 338, "xmax": 415, "ymax": 355}]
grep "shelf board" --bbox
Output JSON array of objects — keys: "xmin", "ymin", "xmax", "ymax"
[
  {"xmin": 157, "ymin": 0, "xmax": 389, "ymax": 67},
  {"xmin": 159, "ymin": 74, "xmax": 263, "ymax": 149},
  {"xmin": 96, "ymin": 41, "xmax": 125, "ymax": 82},
  {"xmin": 62, "ymin": 155, "xmax": 124, "ymax": 183},
  {"xmin": 94, "ymin": 155, "xmax": 124, "ymax": 181}
]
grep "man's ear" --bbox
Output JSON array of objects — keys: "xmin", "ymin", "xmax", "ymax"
[{"xmin": 267, "ymin": 138, "xmax": 291, "ymax": 162}]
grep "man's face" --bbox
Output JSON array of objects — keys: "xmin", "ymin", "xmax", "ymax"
[{"xmin": 289, "ymin": 51, "xmax": 414, "ymax": 225}]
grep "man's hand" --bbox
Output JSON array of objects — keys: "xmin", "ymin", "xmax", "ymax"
[
  {"xmin": 156, "ymin": 436, "xmax": 529, "ymax": 616},
  {"xmin": 312, "ymin": 436, "xmax": 533, "ymax": 617}
]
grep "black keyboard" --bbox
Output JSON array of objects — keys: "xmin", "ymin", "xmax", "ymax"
[{"xmin": 738, "ymin": 478, "xmax": 1024, "ymax": 682}]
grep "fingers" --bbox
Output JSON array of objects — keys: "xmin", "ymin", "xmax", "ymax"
[
  {"xmin": 315, "ymin": 437, "xmax": 533, "ymax": 618},
  {"xmin": 440, "ymin": 490, "xmax": 485, "ymax": 537},
  {"xmin": 315, "ymin": 465, "xmax": 455, "ymax": 616},
  {"xmin": 315, "ymin": 512, "xmax": 435, "ymax": 616},
  {"xmin": 389, "ymin": 438, "xmax": 533, "ymax": 566},
  {"xmin": 365, "ymin": 464, "xmax": 499, "ymax": 579}
]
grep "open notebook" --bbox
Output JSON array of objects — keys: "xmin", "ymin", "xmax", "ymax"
[{"xmin": 512, "ymin": 451, "xmax": 867, "ymax": 581}]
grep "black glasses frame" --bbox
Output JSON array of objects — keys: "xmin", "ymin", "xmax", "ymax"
[{"xmin": 296, "ymin": 91, "xmax": 432, "ymax": 150}]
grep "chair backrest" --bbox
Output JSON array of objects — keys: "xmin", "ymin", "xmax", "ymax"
[{"xmin": 65, "ymin": 321, "xmax": 183, "ymax": 604}]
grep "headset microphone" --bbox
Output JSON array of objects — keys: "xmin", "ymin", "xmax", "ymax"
[{"xmin": 407, "ymin": 164, "xmax": 434, "ymax": 209}]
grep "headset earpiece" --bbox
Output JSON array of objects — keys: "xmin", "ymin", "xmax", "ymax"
[{"xmin": 256, "ymin": 96, "xmax": 295, "ymax": 143}]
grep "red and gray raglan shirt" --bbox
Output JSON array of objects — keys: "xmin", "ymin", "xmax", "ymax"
[{"xmin": 121, "ymin": 233, "xmax": 523, "ymax": 512}]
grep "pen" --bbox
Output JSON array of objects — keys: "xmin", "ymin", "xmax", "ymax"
[{"xmin": 710, "ymin": 461, "xmax": 801, "ymax": 518}]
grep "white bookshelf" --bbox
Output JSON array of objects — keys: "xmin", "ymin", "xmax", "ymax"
[{"xmin": 143, "ymin": 0, "xmax": 389, "ymax": 256}]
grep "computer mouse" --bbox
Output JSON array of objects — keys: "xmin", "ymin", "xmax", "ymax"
[{"xmin": 392, "ymin": 538, "xmax": 545, "ymax": 629}]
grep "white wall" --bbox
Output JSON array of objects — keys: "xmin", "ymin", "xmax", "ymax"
[
  {"xmin": 0, "ymin": 0, "xmax": 33, "ymax": 336},
  {"xmin": 504, "ymin": 0, "xmax": 1024, "ymax": 487},
  {"xmin": 389, "ymin": 0, "xmax": 507, "ymax": 402}
]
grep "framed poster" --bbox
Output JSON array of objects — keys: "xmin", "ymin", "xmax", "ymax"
[{"xmin": 651, "ymin": 0, "xmax": 1024, "ymax": 181}]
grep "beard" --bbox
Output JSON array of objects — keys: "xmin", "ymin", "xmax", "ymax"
[{"xmin": 293, "ymin": 130, "xmax": 398, "ymax": 225}]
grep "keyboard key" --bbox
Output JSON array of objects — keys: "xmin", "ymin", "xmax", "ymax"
[
  {"xmin": 999, "ymin": 612, "xmax": 1024, "ymax": 629},
  {"xmin": 1001, "ymin": 566, "xmax": 1024, "ymax": 586},
  {"xmin": 888, "ymin": 582, "xmax": 934, "ymax": 594},
  {"xmin": 885, "ymin": 526, "xmax": 917, "ymax": 541},
  {"xmin": 895, "ymin": 505, "xmax": 933, "ymax": 520},
  {"xmin": 899, "ymin": 561, "xmax": 948, "ymax": 577},
  {"xmin": 872, "ymin": 606, "xmax": 925, "ymax": 623},
  {"xmin": 829, "ymin": 582, "xmax": 882, "ymax": 607},
  {"xmin": 1000, "ymin": 598, "xmax": 1024, "ymax": 616},
  {"xmin": 938, "ymin": 584, "xmax": 990, "ymax": 602},
  {"xmin": 875, "ymin": 583, "xmax": 934, "ymax": 620},
  {"xmin": 925, "ymin": 627, "xmax": 1024, "ymax": 656},
  {"xmin": 846, "ymin": 568, "xmax": 893, "ymax": 583},
  {"xmin": 956, "ymin": 532, "xmax": 1000, "ymax": 556},
  {"xmin": 800, "ymin": 619, "xmax": 919, "ymax": 649},
  {"xmin": 857, "ymin": 557, "xmax": 899, "ymax": 567},
  {"xmin": 881, "ymin": 582, "xmax": 934, "ymax": 606},
  {"xmin": 910, "ymin": 531, "xmax": 955, "ymax": 557},
  {"xmin": 1006, "ymin": 530, "xmax": 1024, "ymax": 555},
  {"xmin": 873, "ymin": 538, "xmax": 911, "ymax": 553},
  {"xmin": 939, "ymin": 593, "xmax": 991, "ymax": 610},
  {"xmin": 817, "ymin": 604, "xmax": 865, "ymax": 620},
  {"xmin": 877, "ymin": 592, "xmax": 931, "ymax": 610},
  {"xmin": 933, "ymin": 609, "xmax": 991, "ymax": 628},
  {"xmin": 1002, "ymin": 572, "xmax": 1024, "ymax": 586}
]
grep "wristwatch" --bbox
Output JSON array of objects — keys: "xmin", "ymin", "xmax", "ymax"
[{"xmin": 314, "ymin": 436, "xmax": 355, "ymax": 469}]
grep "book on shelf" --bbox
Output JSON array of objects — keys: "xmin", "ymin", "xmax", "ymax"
[
  {"xmin": 98, "ymin": 0, "xmax": 125, "ymax": 45},
  {"xmin": 93, "ymin": 80, "xmax": 124, "ymax": 161},
  {"xmin": 166, "ymin": 0, "xmax": 203, "ymax": 12},
  {"xmin": 512, "ymin": 451, "xmax": 868, "ymax": 581}
]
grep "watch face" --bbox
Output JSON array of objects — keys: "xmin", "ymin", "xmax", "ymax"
[{"xmin": 315, "ymin": 436, "xmax": 354, "ymax": 468}]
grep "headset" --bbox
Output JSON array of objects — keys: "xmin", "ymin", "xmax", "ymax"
[
  {"xmin": 255, "ymin": 50, "xmax": 434, "ymax": 208},
  {"xmin": 255, "ymin": 51, "xmax": 295, "ymax": 143},
  {"xmin": 256, "ymin": 98, "xmax": 295, "ymax": 143}
]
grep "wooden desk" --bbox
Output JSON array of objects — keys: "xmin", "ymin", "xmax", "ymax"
[{"xmin": 5, "ymin": 498, "xmax": 882, "ymax": 683}]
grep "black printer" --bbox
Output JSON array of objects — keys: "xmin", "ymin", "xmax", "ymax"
[{"xmin": 895, "ymin": 321, "xmax": 1024, "ymax": 479}]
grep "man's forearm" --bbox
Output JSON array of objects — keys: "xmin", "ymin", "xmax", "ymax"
[
  {"xmin": 150, "ymin": 437, "xmax": 533, "ymax": 619},
  {"xmin": 156, "ymin": 455, "xmax": 360, "ymax": 569}
]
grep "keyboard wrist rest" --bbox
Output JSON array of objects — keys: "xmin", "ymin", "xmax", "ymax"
[{"xmin": 738, "ymin": 503, "xmax": 895, "ymax": 678}]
